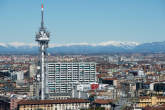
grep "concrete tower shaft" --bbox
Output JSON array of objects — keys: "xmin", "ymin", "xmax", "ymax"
[{"xmin": 36, "ymin": 2, "xmax": 50, "ymax": 100}]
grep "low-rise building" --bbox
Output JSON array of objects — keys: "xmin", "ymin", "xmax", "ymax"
[
  {"xmin": 137, "ymin": 96, "xmax": 165, "ymax": 107},
  {"xmin": 10, "ymin": 98, "xmax": 22, "ymax": 110},
  {"xmin": 18, "ymin": 99, "xmax": 90, "ymax": 110},
  {"xmin": 0, "ymin": 96, "xmax": 10, "ymax": 110},
  {"xmin": 93, "ymin": 99, "xmax": 113, "ymax": 110}
]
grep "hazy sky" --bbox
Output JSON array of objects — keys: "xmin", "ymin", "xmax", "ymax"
[{"xmin": 0, "ymin": 0, "xmax": 165, "ymax": 44}]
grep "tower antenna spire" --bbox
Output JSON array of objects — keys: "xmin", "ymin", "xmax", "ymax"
[{"xmin": 41, "ymin": 0, "xmax": 44, "ymax": 29}]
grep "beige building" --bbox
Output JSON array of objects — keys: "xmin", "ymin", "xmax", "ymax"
[
  {"xmin": 29, "ymin": 64, "xmax": 37, "ymax": 78},
  {"xmin": 18, "ymin": 99, "xmax": 90, "ymax": 110},
  {"xmin": 137, "ymin": 96, "xmax": 165, "ymax": 107}
]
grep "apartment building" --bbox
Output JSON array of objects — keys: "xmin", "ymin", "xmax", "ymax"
[{"xmin": 46, "ymin": 62, "xmax": 96, "ymax": 98}]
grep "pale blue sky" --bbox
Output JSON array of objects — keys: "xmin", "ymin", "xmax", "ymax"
[{"xmin": 0, "ymin": 0, "xmax": 165, "ymax": 44}]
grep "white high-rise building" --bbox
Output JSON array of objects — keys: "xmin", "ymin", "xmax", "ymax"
[{"xmin": 46, "ymin": 62, "xmax": 96, "ymax": 98}]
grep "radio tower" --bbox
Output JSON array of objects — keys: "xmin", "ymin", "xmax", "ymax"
[{"xmin": 36, "ymin": 0, "xmax": 50, "ymax": 100}]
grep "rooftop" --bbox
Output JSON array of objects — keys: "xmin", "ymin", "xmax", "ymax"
[
  {"xmin": 94, "ymin": 99, "xmax": 113, "ymax": 105},
  {"xmin": 18, "ymin": 99, "xmax": 90, "ymax": 105}
]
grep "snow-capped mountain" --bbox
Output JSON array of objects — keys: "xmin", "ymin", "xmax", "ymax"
[
  {"xmin": 0, "ymin": 41, "xmax": 139, "ymax": 49},
  {"xmin": 0, "ymin": 41, "xmax": 165, "ymax": 54}
]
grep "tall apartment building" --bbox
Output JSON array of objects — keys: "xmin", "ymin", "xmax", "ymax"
[{"xmin": 46, "ymin": 62, "xmax": 96, "ymax": 98}]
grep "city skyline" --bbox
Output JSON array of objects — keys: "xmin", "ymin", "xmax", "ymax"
[
  {"xmin": 0, "ymin": 0, "xmax": 165, "ymax": 44},
  {"xmin": 1, "ymin": 0, "xmax": 165, "ymax": 109}
]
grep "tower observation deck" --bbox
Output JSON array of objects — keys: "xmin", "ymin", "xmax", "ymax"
[{"xmin": 36, "ymin": 1, "xmax": 50, "ymax": 100}]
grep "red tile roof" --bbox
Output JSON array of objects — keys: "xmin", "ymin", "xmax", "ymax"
[
  {"xmin": 94, "ymin": 99, "xmax": 113, "ymax": 104},
  {"xmin": 18, "ymin": 99, "xmax": 89, "ymax": 105},
  {"xmin": 102, "ymin": 78, "xmax": 117, "ymax": 81}
]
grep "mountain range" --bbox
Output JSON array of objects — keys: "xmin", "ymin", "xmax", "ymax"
[{"xmin": 0, "ymin": 41, "xmax": 165, "ymax": 54}]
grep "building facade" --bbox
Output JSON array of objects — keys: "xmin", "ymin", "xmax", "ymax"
[
  {"xmin": 10, "ymin": 98, "xmax": 22, "ymax": 110},
  {"xmin": 18, "ymin": 99, "xmax": 90, "ymax": 110},
  {"xmin": 0, "ymin": 96, "xmax": 10, "ymax": 110},
  {"xmin": 46, "ymin": 62, "xmax": 96, "ymax": 98},
  {"xmin": 137, "ymin": 96, "xmax": 165, "ymax": 107}
]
